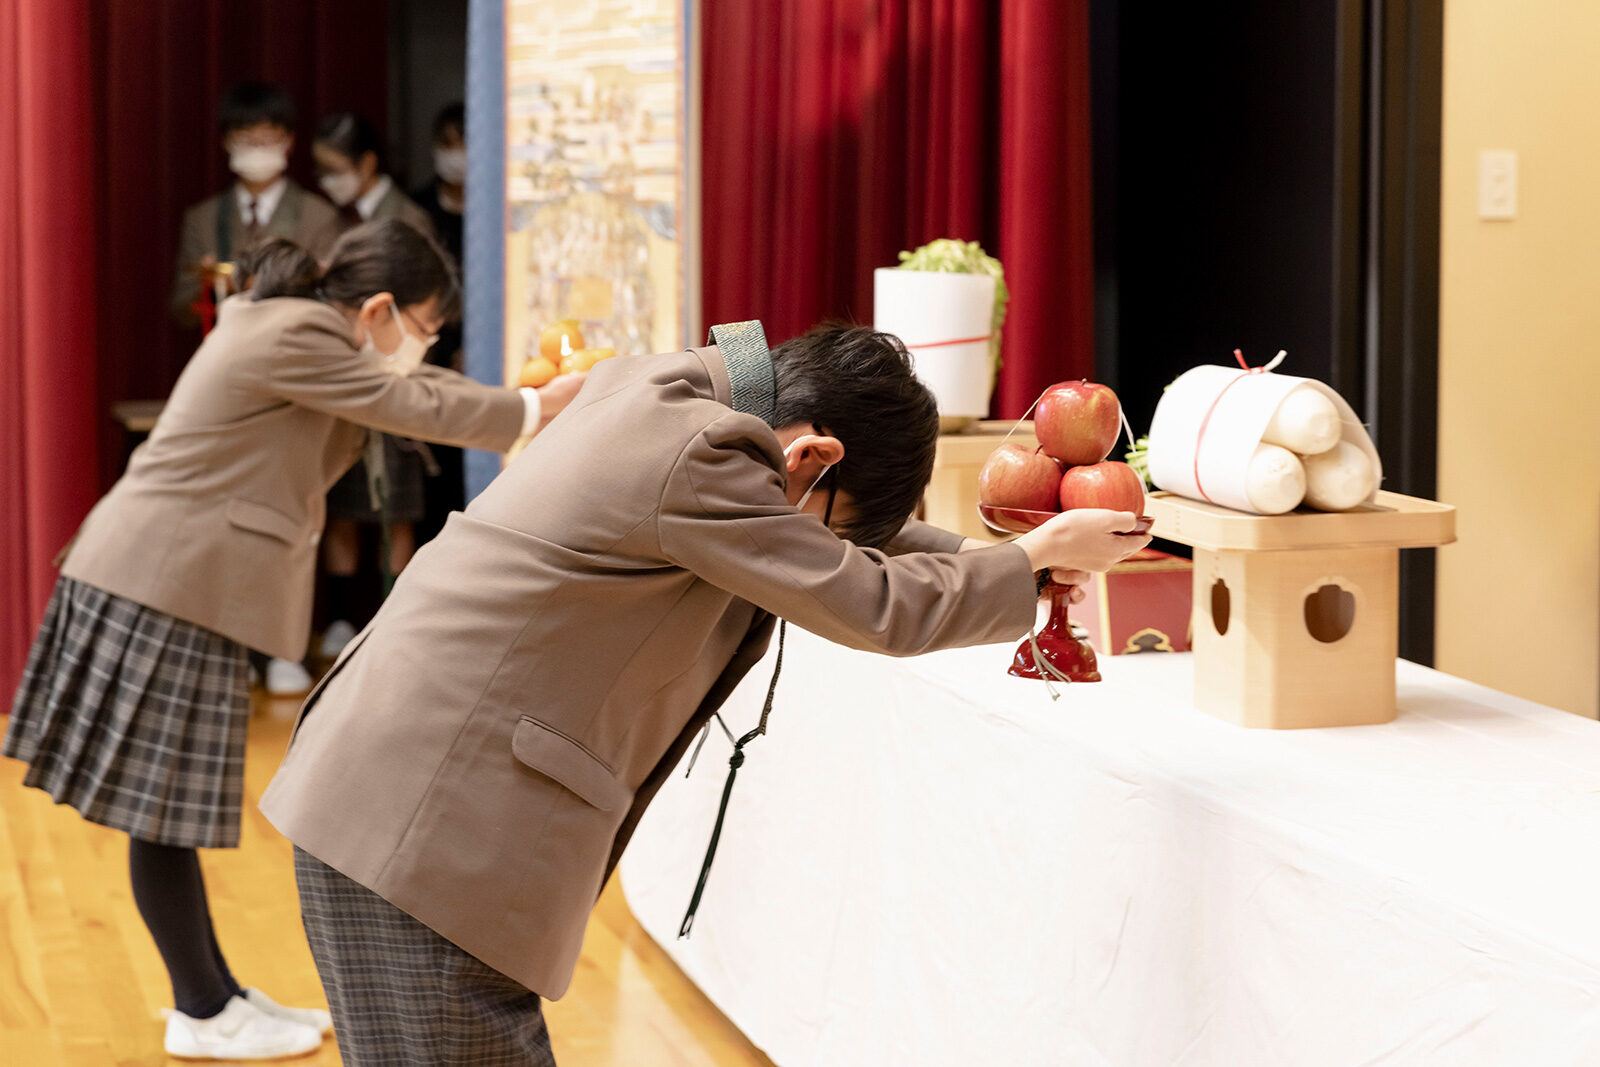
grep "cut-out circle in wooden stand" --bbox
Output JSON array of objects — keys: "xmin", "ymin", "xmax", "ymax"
[
  {"xmin": 1210, "ymin": 579, "xmax": 1231, "ymax": 636},
  {"xmin": 1304, "ymin": 583, "xmax": 1356, "ymax": 643}
]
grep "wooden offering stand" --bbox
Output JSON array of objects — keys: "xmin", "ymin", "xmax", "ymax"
[{"xmin": 1144, "ymin": 490, "xmax": 1455, "ymax": 729}]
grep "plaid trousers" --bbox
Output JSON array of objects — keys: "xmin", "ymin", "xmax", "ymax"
[{"xmin": 294, "ymin": 848, "xmax": 557, "ymax": 1066}]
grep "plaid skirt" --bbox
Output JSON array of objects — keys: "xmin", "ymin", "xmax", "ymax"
[
  {"xmin": 326, "ymin": 435, "xmax": 428, "ymax": 524},
  {"xmin": 295, "ymin": 848, "xmax": 556, "ymax": 1067},
  {"xmin": 3, "ymin": 576, "xmax": 251, "ymax": 848}
]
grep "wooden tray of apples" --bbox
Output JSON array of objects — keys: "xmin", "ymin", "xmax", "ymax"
[{"xmin": 977, "ymin": 380, "xmax": 1151, "ymax": 536}]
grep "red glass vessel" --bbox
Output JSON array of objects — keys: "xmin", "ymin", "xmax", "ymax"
[
  {"xmin": 1008, "ymin": 580, "xmax": 1102, "ymax": 683},
  {"xmin": 977, "ymin": 506, "xmax": 1153, "ymax": 685}
]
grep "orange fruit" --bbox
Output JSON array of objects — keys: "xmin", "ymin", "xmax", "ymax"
[
  {"xmin": 538, "ymin": 319, "xmax": 585, "ymax": 361},
  {"xmin": 558, "ymin": 347, "xmax": 617, "ymax": 375},
  {"xmin": 518, "ymin": 357, "xmax": 559, "ymax": 387}
]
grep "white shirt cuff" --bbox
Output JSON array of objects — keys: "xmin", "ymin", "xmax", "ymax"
[{"xmin": 518, "ymin": 387, "xmax": 543, "ymax": 438}]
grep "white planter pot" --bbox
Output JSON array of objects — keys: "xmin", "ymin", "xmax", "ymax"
[{"xmin": 873, "ymin": 268, "xmax": 996, "ymax": 428}]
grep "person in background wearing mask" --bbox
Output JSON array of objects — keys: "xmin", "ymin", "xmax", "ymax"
[
  {"xmin": 5, "ymin": 220, "xmax": 584, "ymax": 1062},
  {"xmin": 313, "ymin": 112, "xmax": 439, "ymax": 659},
  {"xmin": 415, "ymin": 102, "xmax": 465, "ymax": 269},
  {"xmin": 313, "ymin": 111, "xmax": 435, "ymax": 238},
  {"xmin": 170, "ymin": 82, "xmax": 341, "ymax": 696},
  {"xmin": 413, "ymin": 102, "xmax": 468, "ymax": 547}
]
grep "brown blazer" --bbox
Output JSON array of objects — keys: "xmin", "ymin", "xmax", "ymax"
[
  {"xmin": 363, "ymin": 181, "xmax": 436, "ymax": 239},
  {"xmin": 171, "ymin": 181, "xmax": 342, "ymax": 325},
  {"xmin": 62, "ymin": 296, "xmax": 526, "ymax": 660},
  {"xmin": 260, "ymin": 340, "xmax": 1038, "ymax": 999}
]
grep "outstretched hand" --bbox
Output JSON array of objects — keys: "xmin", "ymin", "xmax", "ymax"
[{"xmin": 1013, "ymin": 509, "xmax": 1152, "ymax": 575}]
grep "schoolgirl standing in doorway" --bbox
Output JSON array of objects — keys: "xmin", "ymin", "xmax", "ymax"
[
  {"xmin": 4, "ymin": 219, "xmax": 582, "ymax": 1061},
  {"xmin": 312, "ymin": 111, "xmax": 443, "ymax": 656}
]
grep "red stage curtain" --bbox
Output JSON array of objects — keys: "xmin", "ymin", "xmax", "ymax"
[
  {"xmin": 700, "ymin": 0, "xmax": 1093, "ymax": 418},
  {"xmin": 1, "ymin": 0, "xmax": 102, "ymax": 699}
]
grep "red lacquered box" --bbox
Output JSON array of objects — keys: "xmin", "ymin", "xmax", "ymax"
[{"xmin": 1074, "ymin": 548, "xmax": 1193, "ymax": 656}]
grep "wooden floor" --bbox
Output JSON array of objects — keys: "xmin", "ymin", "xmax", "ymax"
[{"xmin": 0, "ymin": 691, "xmax": 776, "ymax": 1067}]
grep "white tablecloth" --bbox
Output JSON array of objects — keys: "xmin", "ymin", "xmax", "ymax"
[{"xmin": 618, "ymin": 632, "xmax": 1600, "ymax": 1067}]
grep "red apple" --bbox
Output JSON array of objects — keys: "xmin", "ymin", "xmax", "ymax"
[
  {"xmin": 978, "ymin": 443, "xmax": 1062, "ymax": 514},
  {"xmin": 1059, "ymin": 461, "xmax": 1145, "ymax": 515},
  {"xmin": 1035, "ymin": 381, "xmax": 1121, "ymax": 466}
]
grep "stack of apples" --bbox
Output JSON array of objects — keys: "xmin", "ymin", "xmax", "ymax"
[
  {"xmin": 518, "ymin": 319, "xmax": 618, "ymax": 387},
  {"xmin": 978, "ymin": 381, "xmax": 1145, "ymax": 533}
]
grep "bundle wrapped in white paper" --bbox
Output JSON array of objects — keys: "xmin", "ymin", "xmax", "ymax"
[{"xmin": 1146, "ymin": 361, "xmax": 1381, "ymax": 515}]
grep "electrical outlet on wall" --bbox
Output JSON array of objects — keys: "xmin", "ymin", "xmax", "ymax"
[{"xmin": 1478, "ymin": 150, "xmax": 1518, "ymax": 220}]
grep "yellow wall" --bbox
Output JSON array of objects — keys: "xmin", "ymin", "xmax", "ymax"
[{"xmin": 1436, "ymin": 1, "xmax": 1600, "ymax": 717}]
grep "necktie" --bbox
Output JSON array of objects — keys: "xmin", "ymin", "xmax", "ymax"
[
  {"xmin": 340, "ymin": 202, "xmax": 363, "ymax": 228},
  {"xmin": 245, "ymin": 196, "xmax": 259, "ymax": 238}
]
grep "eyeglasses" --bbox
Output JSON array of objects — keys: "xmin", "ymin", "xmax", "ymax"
[{"xmin": 399, "ymin": 307, "xmax": 442, "ymax": 348}]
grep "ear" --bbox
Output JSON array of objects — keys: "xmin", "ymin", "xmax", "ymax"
[
  {"xmin": 354, "ymin": 292, "xmax": 396, "ymax": 341},
  {"xmin": 360, "ymin": 150, "xmax": 380, "ymax": 180},
  {"xmin": 783, "ymin": 434, "xmax": 845, "ymax": 473},
  {"xmin": 282, "ymin": 132, "xmax": 295, "ymax": 153}
]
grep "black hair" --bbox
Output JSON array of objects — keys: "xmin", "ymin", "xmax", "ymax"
[
  {"xmin": 770, "ymin": 323, "xmax": 940, "ymax": 549},
  {"xmin": 234, "ymin": 240, "xmax": 316, "ymax": 295},
  {"xmin": 314, "ymin": 111, "xmax": 386, "ymax": 172},
  {"xmin": 218, "ymin": 82, "xmax": 295, "ymax": 134},
  {"xmin": 247, "ymin": 219, "xmax": 462, "ymax": 322},
  {"xmin": 433, "ymin": 102, "xmax": 466, "ymax": 142}
]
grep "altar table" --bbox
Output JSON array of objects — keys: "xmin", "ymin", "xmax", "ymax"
[{"xmin": 619, "ymin": 631, "xmax": 1600, "ymax": 1066}]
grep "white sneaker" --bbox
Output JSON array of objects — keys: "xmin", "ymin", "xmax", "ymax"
[
  {"xmin": 264, "ymin": 658, "xmax": 314, "ymax": 697},
  {"xmin": 245, "ymin": 987, "xmax": 334, "ymax": 1036},
  {"xmin": 318, "ymin": 619, "xmax": 358, "ymax": 660},
  {"xmin": 164, "ymin": 995, "xmax": 322, "ymax": 1060}
]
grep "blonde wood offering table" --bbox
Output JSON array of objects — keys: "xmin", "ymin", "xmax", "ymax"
[{"xmin": 620, "ymin": 630, "xmax": 1600, "ymax": 1067}]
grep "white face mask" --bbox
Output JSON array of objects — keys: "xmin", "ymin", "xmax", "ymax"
[
  {"xmin": 320, "ymin": 171, "xmax": 362, "ymax": 208},
  {"xmin": 433, "ymin": 147, "xmax": 467, "ymax": 185},
  {"xmin": 229, "ymin": 144, "xmax": 288, "ymax": 184},
  {"xmin": 362, "ymin": 302, "xmax": 433, "ymax": 376}
]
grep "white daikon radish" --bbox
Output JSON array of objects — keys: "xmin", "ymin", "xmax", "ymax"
[
  {"xmin": 1302, "ymin": 440, "xmax": 1376, "ymax": 511},
  {"xmin": 1261, "ymin": 387, "xmax": 1341, "ymax": 455},
  {"xmin": 1245, "ymin": 443, "xmax": 1307, "ymax": 514}
]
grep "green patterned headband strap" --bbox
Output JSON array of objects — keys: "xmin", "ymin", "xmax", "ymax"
[{"xmin": 708, "ymin": 320, "xmax": 777, "ymax": 427}]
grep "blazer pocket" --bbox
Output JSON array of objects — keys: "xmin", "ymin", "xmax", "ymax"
[
  {"xmin": 512, "ymin": 717, "xmax": 630, "ymax": 812},
  {"xmin": 225, "ymin": 499, "xmax": 302, "ymax": 545}
]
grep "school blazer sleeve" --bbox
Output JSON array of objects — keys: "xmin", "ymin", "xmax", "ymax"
[
  {"xmin": 256, "ymin": 308, "xmax": 526, "ymax": 452},
  {"xmin": 656, "ymin": 412, "xmax": 1037, "ymax": 657},
  {"xmin": 170, "ymin": 202, "xmax": 208, "ymax": 326},
  {"xmin": 884, "ymin": 517, "xmax": 965, "ymax": 556}
]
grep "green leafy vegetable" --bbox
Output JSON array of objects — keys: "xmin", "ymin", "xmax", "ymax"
[
  {"xmin": 1125, "ymin": 434, "xmax": 1151, "ymax": 488},
  {"xmin": 896, "ymin": 239, "xmax": 1009, "ymax": 376}
]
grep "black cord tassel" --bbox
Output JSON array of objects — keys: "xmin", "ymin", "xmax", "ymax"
[{"xmin": 679, "ymin": 621, "xmax": 787, "ymax": 938}]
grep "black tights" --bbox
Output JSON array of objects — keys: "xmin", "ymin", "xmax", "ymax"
[{"xmin": 128, "ymin": 838, "xmax": 243, "ymax": 1019}]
